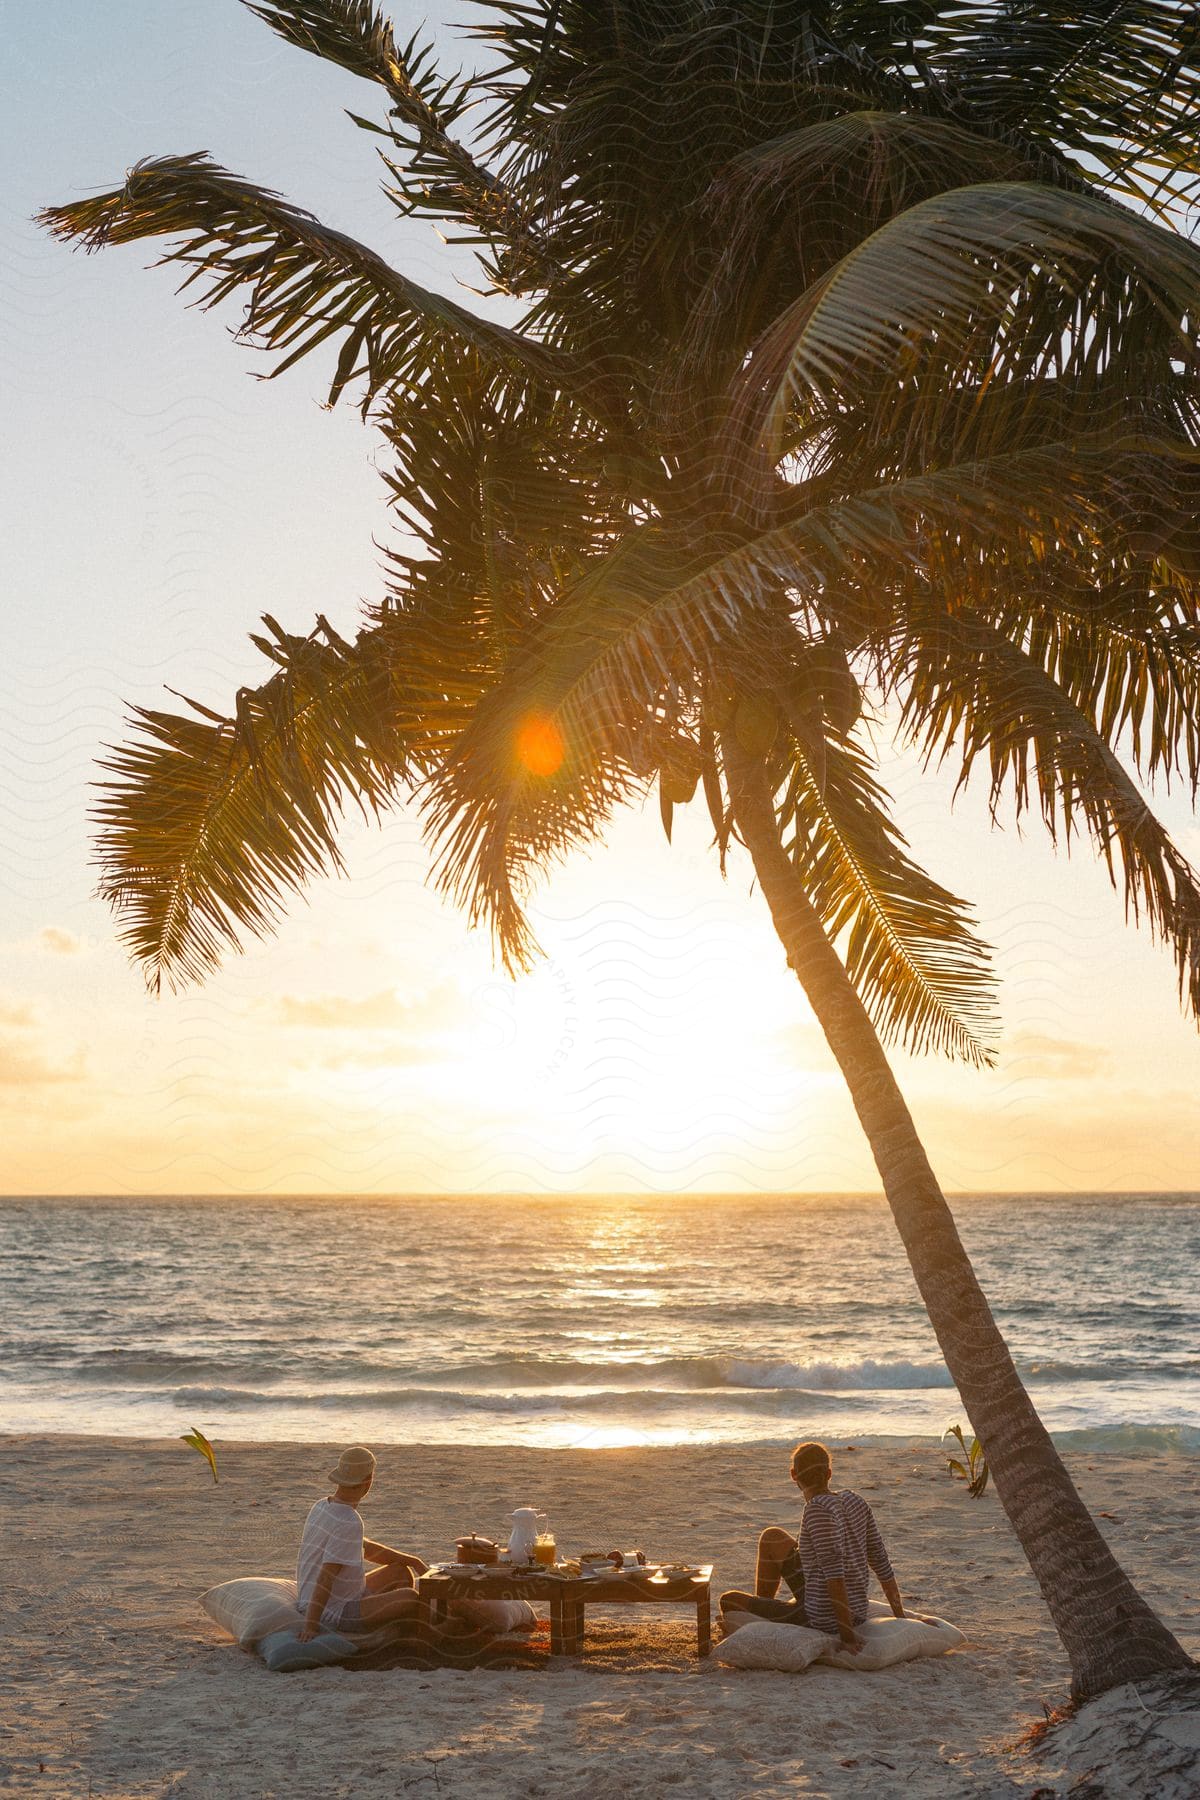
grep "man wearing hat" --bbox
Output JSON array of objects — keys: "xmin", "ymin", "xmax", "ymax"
[{"xmin": 296, "ymin": 1445, "xmax": 427, "ymax": 1641}]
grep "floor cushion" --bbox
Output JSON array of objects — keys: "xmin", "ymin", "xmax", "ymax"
[
  {"xmin": 201, "ymin": 1576, "xmax": 538, "ymax": 1671},
  {"xmin": 201, "ymin": 1577, "xmax": 302, "ymax": 1647},
  {"xmin": 712, "ymin": 1620, "xmax": 836, "ymax": 1671},
  {"xmin": 258, "ymin": 1626, "xmax": 360, "ymax": 1673},
  {"xmin": 817, "ymin": 1612, "xmax": 965, "ymax": 1670}
]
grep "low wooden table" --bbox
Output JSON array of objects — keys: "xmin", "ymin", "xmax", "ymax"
[{"xmin": 419, "ymin": 1563, "xmax": 714, "ymax": 1659}]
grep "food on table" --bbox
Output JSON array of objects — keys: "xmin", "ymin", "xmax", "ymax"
[
  {"xmin": 456, "ymin": 1535, "xmax": 498, "ymax": 1565},
  {"xmin": 576, "ymin": 1549, "xmax": 651, "ymax": 1570}
]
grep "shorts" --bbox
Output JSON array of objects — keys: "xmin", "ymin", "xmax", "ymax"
[
  {"xmin": 732, "ymin": 1595, "xmax": 811, "ymax": 1627},
  {"xmin": 328, "ymin": 1597, "xmax": 365, "ymax": 1632}
]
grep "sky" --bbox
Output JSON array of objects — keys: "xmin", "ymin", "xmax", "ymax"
[{"xmin": 4, "ymin": 0, "xmax": 1200, "ymax": 1196}]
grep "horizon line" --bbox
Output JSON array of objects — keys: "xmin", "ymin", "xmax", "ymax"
[{"xmin": 3, "ymin": 1188, "xmax": 1196, "ymax": 1202}]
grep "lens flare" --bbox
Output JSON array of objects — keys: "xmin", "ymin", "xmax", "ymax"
[{"xmin": 515, "ymin": 712, "xmax": 565, "ymax": 777}]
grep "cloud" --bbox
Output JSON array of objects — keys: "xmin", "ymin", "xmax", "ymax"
[
  {"xmin": 277, "ymin": 984, "xmax": 461, "ymax": 1032},
  {"xmin": 37, "ymin": 928, "xmax": 83, "ymax": 956},
  {"xmin": 0, "ymin": 1002, "xmax": 34, "ymax": 1028},
  {"xmin": 279, "ymin": 991, "xmax": 409, "ymax": 1029},
  {"xmin": 0, "ymin": 1038, "xmax": 85, "ymax": 1087},
  {"xmin": 1003, "ymin": 1032, "xmax": 1111, "ymax": 1081}
]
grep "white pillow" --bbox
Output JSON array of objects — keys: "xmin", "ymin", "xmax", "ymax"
[
  {"xmin": 817, "ymin": 1613, "xmax": 965, "ymax": 1671},
  {"xmin": 713, "ymin": 1621, "xmax": 836, "ymax": 1671},
  {"xmin": 201, "ymin": 1577, "xmax": 302, "ymax": 1647}
]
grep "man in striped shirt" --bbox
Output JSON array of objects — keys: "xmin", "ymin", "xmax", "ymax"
[{"xmin": 719, "ymin": 1440, "xmax": 905, "ymax": 1652}]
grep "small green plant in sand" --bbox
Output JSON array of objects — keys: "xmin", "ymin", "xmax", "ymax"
[
  {"xmin": 181, "ymin": 1426, "xmax": 219, "ymax": 1484},
  {"xmin": 943, "ymin": 1423, "xmax": 989, "ymax": 1497}
]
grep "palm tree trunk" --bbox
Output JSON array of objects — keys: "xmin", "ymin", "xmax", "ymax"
[{"xmin": 723, "ymin": 732, "xmax": 1193, "ymax": 1701}]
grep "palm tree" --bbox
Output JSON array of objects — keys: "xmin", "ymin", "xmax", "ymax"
[{"xmin": 39, "ymin": 1, "xmax": 1200, "ymax": 1699}]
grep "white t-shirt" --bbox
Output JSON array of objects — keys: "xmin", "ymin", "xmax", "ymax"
[{"xmin": 296, "ymin": 1498, "xmax": 366, "ymax": 1625}]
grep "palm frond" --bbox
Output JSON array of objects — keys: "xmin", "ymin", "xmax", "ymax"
[
  {"xmin": 494, "ymin": 434, "xmax": 1152, "ymax": 759},
  {"xmin": 900, "ymin": 613, "xmax": 1200, "ymax": 1019},
  {"xmin": 678, "ymin": 110, "xmax": 1048, "ymax": 387},
  {"xmin": 482, "ymin": 2, "xmax": 905, "ymax": 382},
  {"xmin": 242, "ymin": 0, "xmax": 447, "ymax": 98},
  {"xmin": 373, "ymin": 361, "xmax": 618, "ymax": 629},
  {"xmin": 776, "ymin": 730, "xmax": 999, "ymax": 1067},
  {"xmin": 95, "ymin": 616, "xmax": 419, "ymax": 992},
  {"xmin": 93, "ymin": 365, "xmax": 578, "ymax": 991},
  {"xmin": 935, "ymin": 3, "xmax": 1200, "ymax": 213},
  {"xmin": 427, "ymin": 707, "xmax": 651, "ymax": 972},
  {"xmin": 979, "ymin": 586, "xmax": 1200, "ymax": 796},
  {"xmin": 856, "ymin": 440, "xmax": 1200, "ymax": 795},
  {"xmin": 424, "ymin": 431, "xmax": 1132, "ymax": 971},
  {"xmin": 37, "ymin": 153, "xmax": 569, "ymax": 411},
  {"xmin": 242, "ymin": 1, "xmax": 559, "ymax": 284},
  {"xmin": 735, "ymin": 180, "xmax": 1200, "ymax": 464}
]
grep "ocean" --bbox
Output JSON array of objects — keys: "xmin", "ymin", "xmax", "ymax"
[{"xmin": 2, "ymin": 1193, "xmax": 1197, "ymax": 1452}]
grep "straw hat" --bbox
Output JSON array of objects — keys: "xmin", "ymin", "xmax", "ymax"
[{"xmin": 329, "ymin": 1446, "xmax": 376, "ymax": 1486}]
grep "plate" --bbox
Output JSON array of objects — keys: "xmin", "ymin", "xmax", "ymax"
[{"xmin": 579, "ymin": 1560, "xmax": 658, "ymax": 1577}]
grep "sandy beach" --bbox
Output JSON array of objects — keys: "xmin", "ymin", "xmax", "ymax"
[{"xmin": 1, "ymin": 1435, "xmax": 1196, "ymax": 1798}]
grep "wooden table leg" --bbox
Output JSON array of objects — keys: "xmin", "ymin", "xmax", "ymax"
[
  {"xmin": 550, "ymin": 1592, "xmax": 565, "ymax": 1656},
  {"xmin": 696, "ymin": 1586, "xmax": 712, "ymax": 1658}
]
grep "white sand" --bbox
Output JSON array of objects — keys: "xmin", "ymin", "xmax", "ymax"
[{"xmin": 0, "ymin": 1436, "xmax": 1196, "ymax": 1798}]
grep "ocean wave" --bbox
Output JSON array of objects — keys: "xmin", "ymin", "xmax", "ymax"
[
  {"xmin": 1017, "ymin": 1358, "xmax": 1200, "ymax": 1384},
  {"xmin": 727, "ymin": 1357, "xmax": 955, "ymax": 1391},
  {"xmin": 66, "ymin": 1351, "xmax": 292, "ymax": 1384},
  {"xmin": 1049, "ymin": 1423, "xmax": 1200, "ymax": 1454},
  {"xmin": 397, "ymin": 1352, "xmax": 1195, "ymax": 1392},
  {"xmin": 14, "ymin": 1392, "xmax": 1200, "ymax": 1454},
  {"xmin": 27, "ymin": 1349, "xmax": 1200, "ymax": 1395},
  {"xmin": 19, "ymin": 1351, "xmax": 952, "ymax": 1392},
  {"xmin": 393, "ymin": 1355, "xmax": 959, "ymax": 1393},
  {"xmin": 163, "ymin": 1382, "xmax": 875, "ymax": 1419}
]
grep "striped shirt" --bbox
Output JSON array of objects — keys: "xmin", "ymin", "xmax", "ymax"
[{"xmin": 799, "ymin": 1489, "xmax": 894, "ymax": 1632}]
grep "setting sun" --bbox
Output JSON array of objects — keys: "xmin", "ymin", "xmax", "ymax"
[{"xmin": 515, "ymin": 712, "xmax": 565, "ymax": 777}]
